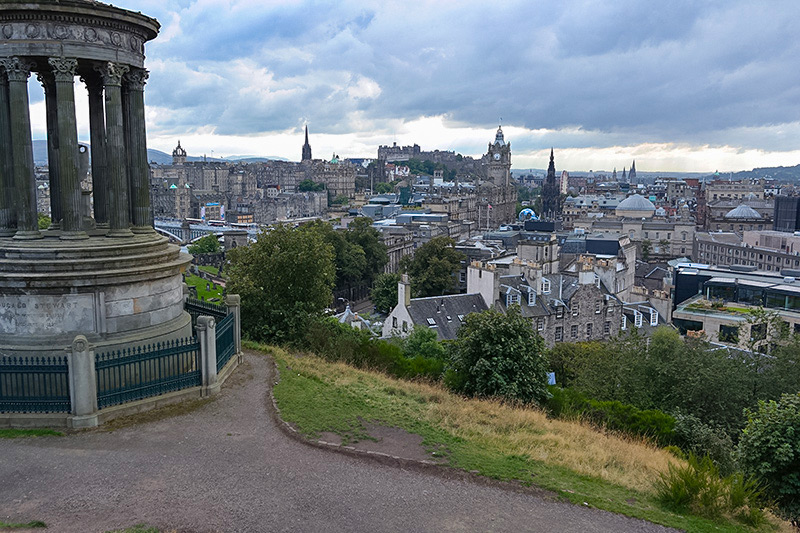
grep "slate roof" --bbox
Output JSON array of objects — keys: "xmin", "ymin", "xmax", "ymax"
[{"xmin": 406, "ymin": 293, "xmax": 488, "ymax": 340}]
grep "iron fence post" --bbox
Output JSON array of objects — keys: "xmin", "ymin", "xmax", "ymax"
[
  {"xmin": 196, "ymin": 316, "xmax": 219, "ymax": 396},
  {"xmin": 67, "ymin": 335, "xmax": 98, "ymax": 428},
  {"xmin": 224, "ymin": 293, "xmax": 242, "ymax": 361}
]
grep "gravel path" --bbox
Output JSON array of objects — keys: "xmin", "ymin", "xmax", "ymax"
[{"xmin": 0, "ymin": 352, "xmax": 678, "ymax": 533}]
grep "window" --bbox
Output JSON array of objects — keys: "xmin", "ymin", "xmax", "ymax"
[
  {"xmin": 555, "ymin": 326, "xmax": 563, "ymax": 341},
  {"xmin": 622, "ymin": 315, "xmax": 627, "ymax": 330},
  {"xmin": 392, "ymin": 317, "xmax": 397, "ymax": 328},
  {"xmin": 426, "ymin": 318, "xmax": 436, "ymax": 326},
  {"xmin": 537, "ymin": 318, "xmax": 544, "ymax": 331},
  {"xmin": 604, "ymin": 321, "xmax": 610, "ymax": 335},
  {"xmin": 541, "ymin": 279, "xmax": 551, "ymax": 293},
  {"xmin": 634, "ymin": 311, "xmax": 643, "ymax": 328},
  {"xmin": 507, "ymin": 292, "xmax": 520, "ymax": 306},
  {"xmin": 528, "ymin": 291, "xmax": 536, "ymax": 306},
  {"xmin": 650, "ymin": 308, "xmax": 658, "ymax": 326},
  {"xmin": 570, "ymin": 324, "xmax": 578, "ymax": 338},
  {"xmin": 402, "ymin": 321, "xmax": 408, "ymax": 332},
  {"xmin": 572, "ymin": 303, "xmax": 579, "ymax": 317},
  {"xmin": 586, "ymin": 323, "xmax": 593, "ymax": 338},
  {"xmin": 556, "ymin": 306, "xmax": 564, "ymax": 319},
  {"xmin": 457, "ymin": 314, "xmax": 465, "ymax": 322},
  {"xmin": 595, "ymin": 300, "xmax": 601, "ymax": 314},
  {"xmin": 459, "ymin": 272, "xmax": 466, "ymax": 282}
]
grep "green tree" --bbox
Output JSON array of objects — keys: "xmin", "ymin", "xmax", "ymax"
[
  {"xmin": 371, "ymin": 272, "xmax": 400, "ymax": 314},
  {"xmin": 345, "ymin": 217, "xmax": 388, "ymax": 285},
  {"xmin": 447, "ymin": 307, "xmax": 550, "ymax": 405},
  {"xmin": 403, "ymin": 325, "xmax": 446, "ymax": 360},
  {"xmin": 226, "ymin": 225, "xmax": 335, "ymax": 343},
  {"xmin": 641, "ymin": 239, "xmax": 652, "ymax": 261},
  {"xmin": 298, "ymin": 179, "xmax": 324, "ymax": 192},
  {"xmin": 738, "ymin": 392, "xmax": 800, "ymax": 524},
  {"xmin": 400, "ymin": 236, "xmax": 465, "ymax": 297},
  {"xmin": 374, "ymin": 182, "xmax": 393, "ymax": 194},
  {"xmin": 330, "ymin": 194, "xmax": 349, "ymax": 205},
  {"xmin": 37, "ymin": 213, "xmax": 51, "ymax": 229},
  {"xmin": 187, "ymin": 233, "xmax": 221, "ymax": 255},
  {"xmin": 301, "ymin": 220, "xmax": 365, "ymax": 289}
]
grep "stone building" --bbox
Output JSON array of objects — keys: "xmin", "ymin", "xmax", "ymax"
[
  {"xmin": 478, "ymin": 126, "xmax": 517, "ymax": 226},
  {"xmin": 704, "ymin": 199, "xmax": 773, "ymax": 233},
  {"xmin": 693, "ymin": 231, "xmax": 800, "ymax": 273}
]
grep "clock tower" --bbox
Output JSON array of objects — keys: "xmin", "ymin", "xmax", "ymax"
[{"xmin": 486, "ymin": 125, "xmax": 511, "ymax": 186}]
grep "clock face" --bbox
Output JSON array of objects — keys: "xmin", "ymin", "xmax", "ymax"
[{"xmin": 493, "ymin": 153, "xmax": 501, "ymax": 160}]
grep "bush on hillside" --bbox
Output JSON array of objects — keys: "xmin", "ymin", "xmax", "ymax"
[
  {"xmin": 738, "ymin": 392, "xmax": 800, "ymax": 525},
  {"xmin": 547, "ymin": 386, "xmax": 676, "ymax": 445},
  {"xmin": 302, "ymin": 317, "xmax": 444, "ymax": 381},
  {"xmin": 672, "ymin": 411, "xmax": 736, "ymax": 476}
]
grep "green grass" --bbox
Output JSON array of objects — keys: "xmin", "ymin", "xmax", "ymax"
[
  {"xmin": 197, "ymin": 265, "xmax": 222, "ymax": 277},
  {"xmin": 0, "ymin": 429, "xmax": 62, "ymax": 439},
  {"xmin": 184, "ymin": 273, "xmax": 222, "ymax": 302},
  {"xmin": 0, "ymin": 521, "xmax": 47, "ymax": 530},
  {"xmin": 261, "ymin": 343, "xmax": 785, "ymax": 533}
]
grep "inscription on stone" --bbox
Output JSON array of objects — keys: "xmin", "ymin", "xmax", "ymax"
[{"xmin": 0, "ymin": 294, "xmax": 96, "ymax": 335}]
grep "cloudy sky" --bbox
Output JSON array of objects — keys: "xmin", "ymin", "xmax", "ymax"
[{"xmin": 28, "ymin": 0, "xmax": 800, "ymax": 172}]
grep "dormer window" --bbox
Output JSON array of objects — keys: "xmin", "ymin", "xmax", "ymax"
[
  {"xmin": 507, "ymin": 292, "xmax": 520, "ymax": 306},
  {"xmin": 622, "ymin": 315, "xmax": 627, "ymax": 330},
  {"xmin": 541, "ymin": 279, "xmax": 551, "ymax": 293},
  {"xmin": 650, "ymin": 308, "xmax": 658, "ymax": 326},
  {"xmin": 634, "ymin": 311, "xmax": 643, "ymax": 328},
  {"xmin": 528, "ymin": 291, "xmax": 536, "ymax": 306}
]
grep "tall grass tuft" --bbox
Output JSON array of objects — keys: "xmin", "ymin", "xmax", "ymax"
[{"xmin": 655, "ymin": 453, "xmax": 767, "ymax": 526}]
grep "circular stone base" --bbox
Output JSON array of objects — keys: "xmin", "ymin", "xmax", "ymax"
[{"xmin": 0, "ymin": 231, "xmax": 193, "ymax": 357}]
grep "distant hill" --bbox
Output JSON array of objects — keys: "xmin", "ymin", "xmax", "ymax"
[
  {"xmin": 709, "ymin": 164, "xmax": 800, "ymax": 182},
  {"xmin": 33, "ymin": 140, "xmax": 289, "ymax": 166}
]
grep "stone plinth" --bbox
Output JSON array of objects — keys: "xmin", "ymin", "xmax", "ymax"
[{"xmin": 0, "ymin": 232, "xmax": 192, "ymax": 356}]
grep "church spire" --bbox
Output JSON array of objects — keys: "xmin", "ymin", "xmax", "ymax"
[{"xmin": 302, "ymin": 125, "xmax": 312, "ymax": 161}]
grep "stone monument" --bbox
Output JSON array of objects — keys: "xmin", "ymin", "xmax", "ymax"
[{"xmin": 0, "ymin": 1, "xmax": 193, "ymax": 357}]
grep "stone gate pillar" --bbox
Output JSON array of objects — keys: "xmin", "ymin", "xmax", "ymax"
[
  {"xmin": 49, "ymin": 57, "xmax": 88, "ymax": 240},
  {"xmin": 1, "ymin": 57, "xmax": 41, "ymax": 240},
  {"xmin": 98, "ymin": 62, "xmax": 133, "ymax": 238}
]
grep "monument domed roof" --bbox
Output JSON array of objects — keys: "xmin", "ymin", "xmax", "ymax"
[
  {"xmin": 725, "ymin": 204, "xmax": 762, "ymax": 219},
  {"xmin": 615, "ymin": 194, "xmax": 656, "ymax": 217}
]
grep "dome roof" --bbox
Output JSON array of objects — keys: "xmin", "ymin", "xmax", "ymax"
[
  {"xmin": 725, "ymin": 204, "xmax": 762, "ymax": 219},
  {"xmin": 615, "ymin": 194, "xmax": 656, "ymax": 217}
]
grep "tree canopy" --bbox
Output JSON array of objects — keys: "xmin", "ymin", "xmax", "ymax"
[
  {"xmin": 226, "ymin": 225, "xmax": 335, "ymax": 343},
  {"xmin": 447, "ymin": 307, "xmax": 549, "ymax": 405},
  {"xmin": 371, "ymin": 272, "xmax": 400, "ymax": 314},
  {"xmin": 374, "ymin": 182, "xmax": 393, "ymax": 194},
  {"xmin": 345, "ymin": 217, "xmax": 388, "ymax": 285},
  {"xmin": 400, "ymin": 236, "xmax": 464, "ymax": 297},
  {"xmin": 298, "ymin": 179, "xmax": 325, "ymax": 192},
  {"xmin": 301, "ymin": 220, "xmax": 366, "ymax": 290},
  {"xmin": 187, "ymin": 233, "xmax": 221, "ymax": 255}
]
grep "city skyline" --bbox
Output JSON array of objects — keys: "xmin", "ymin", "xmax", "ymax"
[{"xmin": 24, "ymin": 0, "xmax": 800, "ymax": 172}]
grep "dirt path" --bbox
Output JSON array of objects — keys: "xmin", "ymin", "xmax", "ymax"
[{"xmin": 0, "ymin": 352, "xmax": 677, "ymax": 533}]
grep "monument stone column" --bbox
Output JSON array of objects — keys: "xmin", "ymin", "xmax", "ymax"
[
  {"xmin": 98, "ymin": 62, "xmax": 133, "ymax": 238},
  {"xmin": 83, "ymin": 74, "xmax": 109, "ymax": 228},
  {"xmin": 0, "ymin": 71, "xmax": 15, "ymax": 236},
  {"xmin": 125, "ymin": 69, "xmax": 153, "ymax": 232},
  {"xmin": 1, "ymin": 57, "xmax": 41, "ymax": 240},
  {"xmin": 37, "ymin": 72, "xmax": 62, "ymax": 231},
  {"xmin": 49, "ymin": 57, "xmax": 88, "ymax": 240}
]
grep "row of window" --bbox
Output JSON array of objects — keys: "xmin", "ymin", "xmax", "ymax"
[{"xmin": 553, "ymin": 321, "xmax": 613, "ymax": 341}]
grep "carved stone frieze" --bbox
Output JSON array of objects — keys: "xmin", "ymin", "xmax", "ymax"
[{"xmin": 0, "ymin": 21, "xmax": 146, "ymax": 56}]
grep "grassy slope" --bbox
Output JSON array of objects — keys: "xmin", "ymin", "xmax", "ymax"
[
  {"xmin": 262, "ymin": 344, "xmax": 781, "ymax": 533},
  {"xmin": 0, "ymin": 429, "xmax": 62, "ymax": 439},
  {"xmin": 184, "ymin": 273, "xmax": 222, "ymax": 302}
]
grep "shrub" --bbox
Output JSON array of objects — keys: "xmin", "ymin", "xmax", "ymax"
[
  {"xmin": 738, "ymin": 392, "xmax": 800, "ymax": 525},
  {"xmin": 546, "ymin": 386, "xmax": 676, "ymax": 445},
  {"xmin": 655, "ymin": 453, "xmax": 765, "ymax": 525},
  {"xmin": 302, "ymin": 317, "xmax": 444, "ymax": 381},
  {"xmin": 448, "ymin": 307, "xmax": 549, "ymax": 405},
  {"xmin": 672, "ymin": 411, "xmax": 736, "ymax": 476}
]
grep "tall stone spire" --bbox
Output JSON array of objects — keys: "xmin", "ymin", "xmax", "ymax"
[
  {"xmin": 302, "ymin": 125, "xmax": 312, "ymax": 161},
  {"xmin": 541, "ymin": 147, "xmax": 560, "ymax": 219},
  {"xmin": 629, "ymin": 160, "xmax": 636, "ymax": 184}
]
